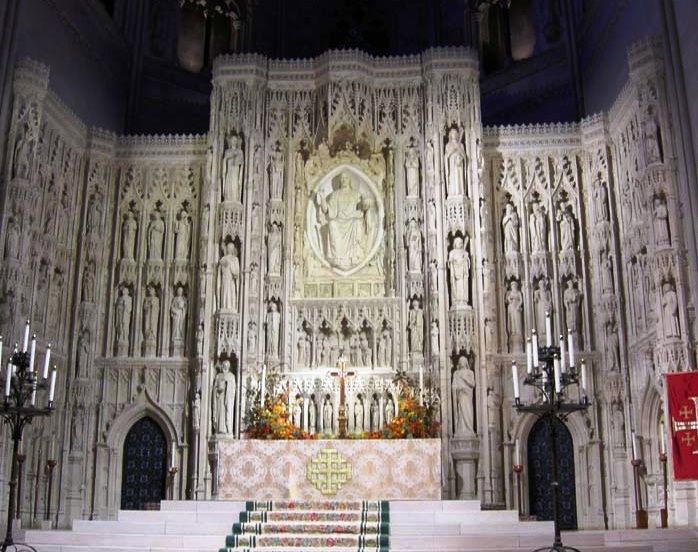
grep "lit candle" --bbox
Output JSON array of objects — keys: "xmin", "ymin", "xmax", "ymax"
[
  {"xmin": 559, "ymin": 335, "xmax": 566, "ymax": 373},
  {"xmin": 532, "ymin": 330, "xmax": 539, "ymax": 369},
  {"xmin": 43, "ymin": 344, "xmax": 51, "ymax": 379},
  {"xmin": 49, "ymin": 438, "xmax": 55, "ymax": 461},
  {"xmin": 660, "ymin": 423, "xmax": 666, "ymax": 455},
  {"xmin": 22, "ymin": 320, "xmax": 30, "ymax": 352},
  {"xmin": 171, "ymin": 442, "xmax": 177, "ymax": 465},
  {"xmin": 526, "ymin": 338, "xmax": 532, "ymax": 374},
  {"xmin": 567, "ymin": 329, "xmax": 575, "ymax": 369},
  {"xmin": 29, "ymin": 335, "xmax": 36, "ymax": 373},
  {"xmin": 515, "ymin": 438, "xmax": 521, "ymax": 466},
  {"xmin": 30, "ymin": 383, "xmax": 36, "ymax": 406},
  {"xmin": 511, "ymin": 361, "xmax": 520, "ymax": 400},
  {"xmin": 48, "ymin": 368, "xmax": 57, "ymax": 403},
  {"xmin": 631, "ymin": 430, "xmax": 637, "ymax": 460},
  {"xmin": 260, "ymin": 364, "xmax": 266, "ymax": 407},
  {"xmin": 554, "ymin": 355, "xmax": 561, "ymax": 394},
  {"xmin": 545, "ymin": 312, "xmax": 552, "ymax": 347},
  {"xmin": 580, "ymin": 359, "xmax": 587, "ymax": 396},
  {"xmin": 4, "ymin": 362, "xmax": 12, "ymax": 397}
]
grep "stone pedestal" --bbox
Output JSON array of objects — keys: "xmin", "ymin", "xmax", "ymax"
[{"xmin": 451, "ymin": 435, "xmax": 480, "ymax": 499}]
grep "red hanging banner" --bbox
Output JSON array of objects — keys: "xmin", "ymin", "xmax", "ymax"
[{"xmin": 666, "ymin": 371, "xmax": 698, "ymax": 480}]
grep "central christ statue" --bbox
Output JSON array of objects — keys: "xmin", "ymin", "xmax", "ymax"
[{"xmin": 309, "ymin": 168, "xmax": 382, "ymax": 274}]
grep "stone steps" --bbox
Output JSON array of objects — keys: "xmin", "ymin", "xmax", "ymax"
[{"xmin": 19, "ymin": 500, "xmax": 698, "ymax": 552}]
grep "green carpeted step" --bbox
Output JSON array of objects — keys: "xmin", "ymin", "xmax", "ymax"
[
  {"xmin": 245, "ymin": 500, "xmax": 387, "ymax": 512},
  {"xmin": 239, "ymin": 510, "xmax": 384, "ymax": 523},
  {"xmin": 225, "ymin": 533, "xmax": 389, "ymax": 548},
  {"xmin": 232, "ymin": 520, "xmax": 389, "ymax": 535}
]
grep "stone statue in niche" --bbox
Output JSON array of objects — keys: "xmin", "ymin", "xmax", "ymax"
[
  {"xmin": 558, "ymin": 206, "xmax": 576, "ymax": 252},
  {"xmin": 406, "ymin": 219, "xmax": 423, "ymax": 273},
  {"xmin": 405, "ymin": 137, "xmax": 420, "ymax": 197},
  {"xmin": 534, "ymin": 278, "xmax": 553, "ymax": 338},
  {"xmin": 653, "ymin": 196, "xmax": 670, "ymax": 246},
  {"xmin": 592, "ymin": 173, "xmax": 609, "ymax": 223},
  {"xmin": 502, "ymin": 201, "xmax": 520, "ymax": 254},
  {"xmin": 4, "ymin": 217, "xmax": 20, "ymax": 260},
  {"xmin": 297, "ymin": 333, "xmax": 310, "ymax": 366},
  {"xmin": 265, "ymin": 301, "xmax": 281, "ymax": 358},
  {"xmin": 269, "ymin": 142, "xmax": 285, "ymax": 200},
  {"xmin": 211, "ymin": 360, "xmax": 235, "ymax": 434},
  {"xmin": 196, "ymin": 322, "xmax": 204, "ymax": 357},
  {"xmin": 267, "ymin": 223, "xmax": 282, "ymax": 276},
  {"xmin": 429, "ymin": 260, "xmax": 438, "ymax": 293},
  {"xmin": 354, "ymin": 396, "xmax": 365, "ymax": 432},
  {"xmin": 77, "ymin": 328, "xmax": 90, "ymax": 378},
  {"xmin": 529, "ymin": 200, "xmax": 548, "ymax": 253},
  {"xmin": 377, "ymin": 327, "xmax": 392, "ymax": 367},
  {"xmin": 643, "ymin": 105, "xmax": 662, "ymax": 165},
  {"xmin": 170, "ymin": 286, "xmax": 187, "ymax": 352},
  {"xmin": 12, "ymin": 122, "xmax": 34, "ymax": 180},
  {"xmin": 505, "ymin": 280, "xmax": 523, "ymax": 352},
  {"xmin": 563, "ymin": 279, "xmax": 581, "ymax": 340},
  {"xmin": 292, "ymin": 399, "xmax": 302, "ymax": 428},
  {"xmin": 82, "ymin": 261, "xmax": 95, "ymax": 303},
  {"xmin": 308, "ymin": 396, "xmax": 316, "ymax": 433},
  {"xmin": 430, "ymin": 320, "xmax": 439, "ymax": 355},
  {"xmin": 147, "ymin": 212, "xmax": 165, "ymax": 261},
  {"xmin": 174, "ymin": 207, "xmax": 191, "ymax": 260},
  {"xmin": 192, "ymin": 390, "xmax": 201, "ymax": 433},
  {"xmin": 323, "ymin": 397, "xmax": 333, "ymax": 432},
  {"xmin": 218, "ymin": 242, "xmax": 239, "ymax": 311},
  {"xmin": 384, "ymin": 396, "xmax": 395, "ymax": 424},
  {"xmin": 448, "ymin": 236, "xmax": 470, "ymax": 306},
  {"xmin": 249, "ymin": 263, "xmax": 259, "ymax": 296},
  {"xmin": 444, "ymin": 127, "xmax": 466, "ymax": 197},
  {"xmin": 452, "ymin": 355, "xmax": 475, "ymax": 435},
  {"xmin": 612, "ymin": 403, "xmax": 625, "ymax": 447},
  {"xmin": 251, "ymin": 203, "xmax": 261, "ymax": 234},
  {"xmin": 115, "ymin": 286, "xmax": 133, "ymax": 355},
  {"xmin": 605, "ymin": 321, "xmax": 620, "ymax": 371},
  {"xmin": 600, "ymin": 251, "xmax": 614, "ymax": 293},
  {"xmin": 142, "ymin": 285, "xmax": 160, "ymax": 354},
  {"xmin": 408, "ymin": 299, "xmax": 424, "ymax": 354},
  {"xmin": 662, "ymin": 282, "xmax": 680, "ymax": 337},
  {"xmin": 247, "ymin": 321, "xmax": 257, "ymax": 354},
  {"xmin": 425, "ymin": 139, "xmax": 435, "ymax": 187},
  {"xmin": 121, "ymin": 211, "xmax": 137, "ymax": 260},
  {"xmin": 222, "ymin": 133, "xmax": 244, "ymax": 203},
  {"xmin": 311, "ymin": 171, "xmax": 379, "ymax": 273},
  {"xmin": 370, "ymin": 395, "xmax": 380, "ymax": 431},
  {"xmin": 360, "ymin": 332, "xmax": 371, "ymax": 367},
  {"xmin": 86, "ymin": 191, "xmax": 103, "ymax": 236}
]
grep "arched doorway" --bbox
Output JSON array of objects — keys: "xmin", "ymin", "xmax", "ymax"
[
  {"xmin": 527, "ymin": 417, "xmax": 577, "ymax": 529},
  {"xmin": 120, "ymin": 416, "xmax": 168, "ymax": 510}
]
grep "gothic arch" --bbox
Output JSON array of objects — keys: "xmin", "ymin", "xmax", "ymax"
[{"xmin": 102, "ymin": 390, "xmax": 180, "ymax": 516}]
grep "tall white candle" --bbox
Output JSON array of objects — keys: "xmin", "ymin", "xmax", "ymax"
[
  {"xmin": 559, "ymin": 335, "xmax": 566, "ymax": 373},
  {"xmin": 419, "ymin": 365, "xmax": 424, "ymax": 406},
  {"xmin": 567, "ymin": 329, "xmax": 575, "ymax": 368},
  {"xmin": 260, "ymin": 364, "xmax": 266, "ymax": 408},
  {"xmin": 660, "ymin": 423, "xmax": 666, "ymax": 455},
  {"xmin": 515, "ymin": 438, "xmax": 521, "ymax": 466},
  {"xmin": 43, "ymin": 345, "xmax": 51, "ymax": 379},
  {"xmin": 0, "ymin": 336, "xmax": 3, "ymax": 371},
  {"xmin": 631, "ymin": 430, "xmax": 637, "ymax": 460},
  {"xmin": 526, "ymin": 338, "xmax": 532, "ymax": 374},
  {"xmin": 545, "ymin": 312, "xmax": 552, "ymax": 347},
  {"xmin": 532, "ymin": 330, "xmax": 539, "ymax": 369},
  {"xmin": 171, "ymin": 442, "xmax": 177, "ymax": 465},
  {"xmin": 49, "ymin": 438, "xmax": 55, "ymax": 461},
  {"xmin": 554, "ymin": 356, "xmax": 561, "ymax": 394},
  {"xmin": 48, "ymin": 368, "xmax": 57, "ymax": 403},
  {"xmin": 22, "ymin": 320, "xmax": 30, "ymax": 352},
  {"xmin": 580, "ymin": 359, "xmax": 587, "ymax": 396},
  {"xmin": 29, "ymin": 335, "xmax": 36, "ymax": 373},
  {"xmin": 512, "ymin": 362, "xmax": 520, "ymax": 400},
  {"xmin": 4, "ymin": 362, "xmax": 12, "ymax": 397}
]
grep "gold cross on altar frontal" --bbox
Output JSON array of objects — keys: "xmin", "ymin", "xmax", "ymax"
[
  {"xmin": 329, "ymin": 354, "xmax": 355, "ymax": 439},
  {"xmin": 306, "ymin": 448, "xmax": 352, "ymax": 495},
  {"xmin": 672, "ymin": 396, "xmax": 698, "ymax": 455}
]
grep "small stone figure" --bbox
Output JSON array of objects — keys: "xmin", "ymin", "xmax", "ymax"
[
  {"xmin": 218, "ymin": 242, "xmax": 240, "ymax": 311},
  {"xmin": 408, "ymin": 299, "xmax": 424, "ymax": 353},
  {"xmin": 86, "ymin": 191, "xmax": 103, "ymax": 236},
  {"xmin": 174, "ymin": 207, "xmax": 191, "ymax": 260},
  {"xmin": 267, "ymin": 223, "xmax": 283, "ymax": 276},
  {"xmin": 502, "ymin": 202, "xmax": 520, "ymax": 254},
  {"xmin": 653, "ymin": 196, "xmax": 670, "ymax": 246},
  {"xmin": 558, "ymin": 207, "xmax": 575, "ymax": 252},
  {"xmin": 354, "ymin": 396, "xmax": 365, "ymax": 432},
  {"xmin": 269, "ymin": 142, "xmax": 285, "ymax": 200},
  {"xmin": 385, "ymin": 396, "xmax": 395, "ymax": 424},
  {"xmin": 444, "ymin": 127, "xmax": 466, "ymax": 197},
  {"xmin": 430, "ymin": 320, "xmax": 439, "ymax": 355},
  {"xmin": 406, "ymin": 219, "xmax": 423, "ymax": 273},
  {"xmin": 115, "ymin": 286, "xmax": 133, "ymax": 354},
  {"xmin": 592, "ymin": 173, "xmax": 609, "ymax": 223},
  {"xmin": 170, "ymin": 286, "xmax": 187, "ymax": 343},
  {"xmin": 662, "ymin": 282, "xmax": 680, "ymax": 337},
  {"xmin": 147, "ymin": 212, "xmax": 165, "ymax": 261},
  {"xmin": 266, "ymin": 301, "xmax": 281, "ymax": 357},
  {"xmin": 323, "ymin": 398, "xmax": 333, "ymax": 433},
  {"xmin": 563, "ymin": 280, "xmax": 581, "ymax": 337},
  {"xmin": 529, "ymin": 200, "xmax": 548, "ymax": 253},
  {"xmin": 534, "ymin": 278, "xmax": 553, "ymax": 339},
  {"xmin": 211, "ymin": 360, "xmax": 236, "ymax": 434},
  {"xmin": 12, "ymin": 123, "xmax": 33, "ymax": 180},
  {"xmin": 81, "ymin": 261, "xmax": 95, "ymax": 303},
  {"xmin": 142, "ymin": 285, "xmax": 160, "ymax": 347},
  {"xmin": 121, "ymin": 211, "xmax": 138, "ymax": 260},
  {"xmin": 4, "ymin": 217, "xmax": 20, "ymax": 260},
  {"xmin": 405, "ymin": 138, "xmax": 420, "ymax": 197},
  {"xmin": 448, "ymin": 236, "xmax": 470, "ymax": 305},
  {"xmin": 605, "ymin": 321, "xmax": 620, "ymax": 371},
  {"xmin": 222, "ymin": 133, "xmax": 244, "ymax": 203}
]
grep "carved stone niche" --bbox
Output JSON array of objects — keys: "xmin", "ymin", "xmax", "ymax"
[
  {"xmin": 448, "ymin": 308, "xmax": 475, "ymax": 354},
  {"xmin": 219, "ymin": 204, "xmax": 244, "ymax": 243},
  {"xmin": 444, "ymin": 200, "xmax": 472, "ymax": 236},
  {"xmin": 216, "ymin": 312, "xmax": 240, "ymax": 357}
]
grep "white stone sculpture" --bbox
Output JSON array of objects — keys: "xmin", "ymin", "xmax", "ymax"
[
  {"xmin": 148, "ymin": 212, "xmax": 165, "ymax": 261},
  {"xmin": 115, "ymin": 286, "xmax": 132, "ymax": 354},
  {"xmin": 563, "ymin": 280, "xmax": 580, "ymax": 337},
  {"xmin": 408, "ymin": 299, "xmax": 424, "ymax": 353},
  {"xmin": 405, "ymin": 138, "xmax": 420, "ymax": 197},
  {"xmin": 444, "ymin": 127, "xmax": 466, "ymax": 197},
  {"xmin": 448, "ymin": 236, "xmax": 470, "ymax": 305},
  {"xmin": 174, "ymin": 208, "xmax": 191, "ymax": 260},
  {"xmin": 502, "ymin": 202, "xmax": 519, "ymax": 254},
  {"xmin": 592, "ymin": 173, "xmax": 609, "ymax": 223},
  {"xmin": 142, "ymin": 285, "xmax": 160, "ymax": 347},
  {"xmin": 170, "ymin": 286, "xmax": 187, "ymax": 343},
  {"xmin": 430, "ymin": 320, "xmax": 439, "ymax": 355},
  {"xmin": 267, "ymin": 223, "xmax": 282, "ymax": 275},
  {"xmin": 218, "ymin": 242, "xmax": 239, "ymax": 311},
  {"xmin": 86, "ymin": 191, "xmax": 103, "ymax": 235},
  {"xmin": 662, "ymin": 282, "xmax": 680, "ymax": 337},
  {"xmin": 4, "ymin": 217, "xmax": 20, "ymax": 260},
  {"xmin": 505, "ymin": 280, "xmax": 523, "ymax": 350},
  {"xmin": 121, "ymin": 211, "xmax": 137, "ymax": 260},
  {"xmin": 266, "ymin": 301, "xmax": 281, "ymax": 357},
  {"xmin": 558, "ymin": 207, "xmax": 575, "ymax": 252},
  {"xmin": 534, "ymin": 279, "xmax": 553, "ymax": 338},
  {"xmin": 529, "ymin": 200, "xmax": 547, "ymax": 253},
  {"xmin": 269, "ymin": 142, "xmax": 285, "ymax": 200},
  {"xmin": 222, "ymin": 134, "xmax": 244, "ymax": 203},
  {"xmin": 406, "ymin": 219, "xmax": 423, "ymax": 273},
  {"xmin": 211, "ymin": 360, "xmax": 235, "ymax": 434},
  {"xmin": 452, "ymin": 355, "xmax": 475, "ymax": 435},
  {"xmin": 653, "ymin": 196, "xmax": 670, "ymax": 246},
  {"xmin": 605, "ymin": 321, "xmax": 620, "ymax": 371},
  {"xmin": 12, "ymin": 122, "xmax": 33, "ymax": 180}
]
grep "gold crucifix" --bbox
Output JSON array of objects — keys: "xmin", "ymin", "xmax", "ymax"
[{"xmin": 329, "ymin": 352, "xmax": 354, "ymax": 439}]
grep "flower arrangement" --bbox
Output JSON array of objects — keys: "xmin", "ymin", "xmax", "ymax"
[{"xmin": 244, "ymin": 391, "xmax": 317, "ymax": 440}]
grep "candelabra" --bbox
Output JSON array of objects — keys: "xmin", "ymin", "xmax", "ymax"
[
  {"xmin": 511, "ymin": 317, "xmax": 590, "ymax": 552},
  {"xmin": 0, "ymin": 324, "xmax": 58, "ymax": 552}
]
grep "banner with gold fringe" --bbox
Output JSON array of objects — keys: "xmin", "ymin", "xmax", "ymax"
[{"xmin": 667, "ymin": 371, "xmax": 698, "ymax": 480}]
